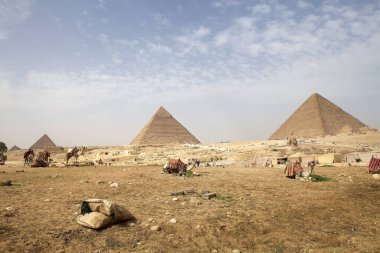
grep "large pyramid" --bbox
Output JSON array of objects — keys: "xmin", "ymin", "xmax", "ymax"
[
  {"xmin": 30, "ymin": 134, "xmax": 56, "ymax": 149},
  {"xmin": 270, "ymin": 93, "xmax": 370, "ymax": 139},
  {"xmin": 130, "ymin": 106, "xmax": 200, "ymax": 145}
]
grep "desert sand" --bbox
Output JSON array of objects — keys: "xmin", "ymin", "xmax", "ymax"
[{"xmin": 1, "ymin": 133, "xmax": 380, "ymax": 252}]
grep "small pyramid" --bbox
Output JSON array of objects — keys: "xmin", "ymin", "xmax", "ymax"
[
  {"xmin": 270, "ymin": 93, "xmax": 369, "ymax": 139},
  {"xmin": 130, "ymin": 106, "xmax": 200, "ymax": 145},
  {"xmin": 9, "ymin": 145, "xmax": 21, "ymax": 152},
  {"xmin": 30, "ymin": 134, "xmax": 56, "ymax": 149}
]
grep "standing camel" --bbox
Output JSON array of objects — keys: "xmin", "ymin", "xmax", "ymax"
[{"xmin": 65, "ymin": 147, "xmax": 86, "ymax": 165}]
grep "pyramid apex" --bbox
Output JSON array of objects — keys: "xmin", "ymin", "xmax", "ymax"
[
  {"xmin": 30, "ymin": 134, "xmax": 56, "ymax": 149},
  {"xmin": 155, "ymin": 106, "xmax": 172, "ymax": 117}
]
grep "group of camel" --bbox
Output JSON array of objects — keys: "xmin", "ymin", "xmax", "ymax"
[{"xmin": 23, "ymin": 147, "xmax": 86, "ymax": 167}]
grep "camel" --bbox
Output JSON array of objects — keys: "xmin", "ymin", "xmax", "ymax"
[
  {"xmin": 31, "ymin": 151, "xmax": 50, "ymax": 167},
  {"xmin": 65, "ymin": 146, "xmax": 86, "ymax": 165},
  {"xmin": 163, "ymin": 158, "xmax": 193, "ymax": 176},
  {"xmin": 284, "ymin": 161, "xmax": 303, "ymax": 179},
  {"xmin": 23, "ymin": 149, "xmax": 35, "ymax": 167}
]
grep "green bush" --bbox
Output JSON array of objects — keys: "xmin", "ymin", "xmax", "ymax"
[{"xmin": 310, "ymin": 174, "xmax": 333, "ymax": 182}]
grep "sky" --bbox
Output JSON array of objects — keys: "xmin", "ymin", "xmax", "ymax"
[{"xmin": 0, "ymin": 0, "xmax": 380, "ymax": 148}]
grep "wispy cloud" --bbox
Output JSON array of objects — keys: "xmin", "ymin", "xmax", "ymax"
[{"xmin": 0, "ymin": 0, "xmax": 32, "ymax": 41}]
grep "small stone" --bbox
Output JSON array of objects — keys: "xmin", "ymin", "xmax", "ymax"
[
  {"xmin": 171, "ymin": 191, "xmax": 184, "ymax": 196},
  {"xmin": 232, "ymin": 250, "xmax": 240, "ymax": 253},
  {"xmin": 44, "ymin": 199, "xmax": 51, "ymax": 202},
  {"xmin": 212, "ymin": 250, "xmax": 218, "ymax": 253},
  {"xmin": 147, "ymin": 218, "xmax": 154, "ymax": 222},
  {"xmin": 129, "ymin": 222, "xmax": 135, "ymax": 226},
  {"xmin": 190, "ymin": 197, "xmax": 202, "ymax": 205},
  {"xmin": 202, "ymin": 192, "xmax": 217, "ymax": 200},
  {"xmin": 169, "ymin": 218, "xmax": 177, "ymax": 224},
  {"xmin": 165, "ymin": 212, "xmax": 171, "ymax": 215},
  {"xmin": 185, "ymin": 189, "xmax": 196, "ymax": 194},
  {"xmin": 373, "ymin": 174, "xmax": 380, "ymax": 180},
  {"xmin": 172, "ymin": 197, "xmax": 178, "ymax": 201},
  {"xmin": 181, "ymin": 202, "xmax": 186, "ymax": 206},
  {"xmin": 110, "ymin": 182, "xmax": 119, "ymax": 188},
  {"xmin": 5, "ymin": 207, "xmax": 14, "ymax": 211},
  {"xmin": 150, "ymin": 225, "xmax": 161, "ymax": 231}
]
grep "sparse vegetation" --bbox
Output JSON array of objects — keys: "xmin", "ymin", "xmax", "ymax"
[
  {"xmin": 216, "ymin": 194, "xmax": 234, "ymax": 202},
  {"xmin": 319, "ymin": 164, "xmax": 335, "ymax": 167},
  {"xmin": 0, "ymin": 142, "xmax": 7, "ymax": 153},
  {"xmin": 310, "ymin": 174, "xmax": 334, "ymax": 182}
]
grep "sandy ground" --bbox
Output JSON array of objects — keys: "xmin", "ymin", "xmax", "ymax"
[{"xmin": 0, "ymin": 164, "xmax": 379, "ymax": 253}]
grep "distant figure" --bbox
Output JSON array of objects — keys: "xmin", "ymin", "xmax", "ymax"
[
  {"xmin": 307, "ymin": 160, "xmax": 317, "ymax": 175},
  {"xmin": 24, "ymin": 149, "xmax": 35, "ymax": 167}
]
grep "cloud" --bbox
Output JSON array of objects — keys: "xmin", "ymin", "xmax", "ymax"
[
  {"xmin": 153, "ymin": 13, "xmax": 170, "ymax": 26},
  {"xmin": 175, "ymin": 26, "xmax": 211, "ymax": 54},
  {"xmin": 252, "ymin": 4, "xmax": 271, "ymax": 14},
  {"xmin": 0, "ymin": 0, "xmax": 32, "ymax": 41},
  {"xmin": 211, "ymin": 0, "xmax": 241, "ymax": 9},
  {"xmin": 298, "ymin": 0, "xmax": 313, "ymax": 9},
  {"xmin": 97, "ymin": 33, "xmax": 109, "ymax": 43}
]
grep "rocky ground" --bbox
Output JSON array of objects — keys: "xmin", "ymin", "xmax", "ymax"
[{"xmin": 0, "ymin": 164, "xmax": 379, "ymax": 253}]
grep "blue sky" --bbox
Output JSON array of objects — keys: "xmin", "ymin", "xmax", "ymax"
[{"xmin": 0, "ymin": 0, "xmax": 380, "ymax": 147}]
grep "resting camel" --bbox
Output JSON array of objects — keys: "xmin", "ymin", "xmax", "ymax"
[
  {"xmin": 23, "ymin": 149, "xmax": 35, "ymax": 167},
  {"xmin": 284, "ymin": 161, "xmax": 303, "ymax": 179},
  {"xmin": 31, "ymin": 151, "xmax": 50, "ymax": 167},
  {"xmin": 65, "ymin": 146, "xmax": 86, "ymax": 165},
  {"xmin": 163, "ymin": 158, "xmax": 195, "ymax": 176}
]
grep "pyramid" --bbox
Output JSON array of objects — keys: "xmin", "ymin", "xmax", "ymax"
[
  {"xmin": 30, "ymin": 134, "xmax": 56, "ymax": 149},
  {"xmin": 9, "ymin": 145, "xmax": 21, "ymax": 152},
  {"xmin": 269, "ymin": 93, "xmax": 370, "ymax": 139},
  {"xmin": 130, "ymin": 106, "xmax": 200, "ymax": 145}
]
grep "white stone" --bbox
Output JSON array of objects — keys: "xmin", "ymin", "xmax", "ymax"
[
  {"xmin": 110, "ymin": 182, "xmax": 119, "ymax": 188},
  {"xmin": 150, "ymin": 225, "xmax": 161, "ymax": 231},
  {"xmin": 373, "ymin": 174, "xmax": 380, "ymax": 180},
  {"xmin": 5, "ymin": 207, "xmax": 14, "ymax": 211},
  {"xmin": 232, "ymin": 250, "xmax": 240, "ymax": 253},
  {"xmin": 172, "ymin": 197, "xmax": 178, "ymax": 201},
  {"xmin": 169, "ymin": 218, "xmax": 177, "ymax": 224}
]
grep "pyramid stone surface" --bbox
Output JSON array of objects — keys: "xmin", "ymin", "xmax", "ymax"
[
  {"xmin": 9, "ymin": 145, "xmax": 21, "ymax": 152},
  {"xmin": 30, "ymin": 134, "xmax": 56, "ymax": 149},
  {"xmin": 270, "ymin": 93, "xmax": 369, "ymax": 139},
  {"xmin": 130, "ymin": 107, "xmax": 200, "ymax": 145}
]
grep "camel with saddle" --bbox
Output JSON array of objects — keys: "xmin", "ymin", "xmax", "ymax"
[
  {"xmin": 163, "ymin": 158, "xmax": 195, "ymax": 176},
  {"xmin": 31, "ymin": 151, "xmax": 51, "ymax": 167},
  {"xmin": 64, "ymin": 146, "xmax": 86, "ymax": 166},
  {"xmin": 284, "ymin": 160, "xmax": 317, "ymax": 179}
]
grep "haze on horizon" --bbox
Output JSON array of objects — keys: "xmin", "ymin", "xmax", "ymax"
[{"xmin": 0, "ymin": 0, "xmax": 380, "ymax": 148}]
